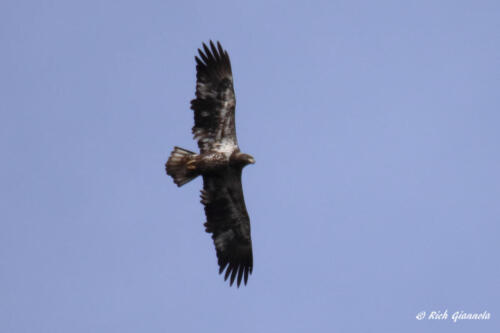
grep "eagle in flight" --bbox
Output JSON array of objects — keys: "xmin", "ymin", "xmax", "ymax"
[{"xmin": 166, "ymin": 41, "xmax": 255, "ymax": 287}]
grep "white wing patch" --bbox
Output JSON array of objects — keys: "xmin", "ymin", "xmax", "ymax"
[{"xmin": 215, "ymin": 139, "xmax": 237, "ymax": 157}]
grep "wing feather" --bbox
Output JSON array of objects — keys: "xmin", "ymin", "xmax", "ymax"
[
  {"xmin": 191, "ymin": 41, "xmax": 237, "ymax": 153},
  {"xmin": 202, "ymin": 169, "xmax": 253, "ymax": 287}
]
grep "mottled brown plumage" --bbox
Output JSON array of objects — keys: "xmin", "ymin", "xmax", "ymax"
[{"xmin": 166, "ymin": 41, "xmax": 255, "ymax": 287}]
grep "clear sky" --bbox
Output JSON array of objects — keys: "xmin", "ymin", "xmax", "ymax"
[{"xmin": 1, "ymin": 1, "xmax": 499, "ymax": 332}]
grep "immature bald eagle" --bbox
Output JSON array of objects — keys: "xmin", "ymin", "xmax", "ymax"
[{"xmin": 166, "ymin": 41, "xmax": 255, "ymax": 287}]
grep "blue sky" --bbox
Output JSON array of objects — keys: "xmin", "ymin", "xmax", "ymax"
[{"xmin": 1, "ymin": 1, "xmax": 499, "ymax": 332}]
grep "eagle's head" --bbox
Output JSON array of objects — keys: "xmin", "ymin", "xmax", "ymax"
[{"xmin": 231, "ymin": 152, "xmax": 255, "ymax": 168}]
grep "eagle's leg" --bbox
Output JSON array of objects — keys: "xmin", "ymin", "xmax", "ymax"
[{"xmin": 186, "ymin": 159, "xmax": 197, "ymax": 170}]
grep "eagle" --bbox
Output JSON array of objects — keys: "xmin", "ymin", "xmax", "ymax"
[{"xmin": 165, "ymin": 41, "xmax": 255, "ymax": 287}]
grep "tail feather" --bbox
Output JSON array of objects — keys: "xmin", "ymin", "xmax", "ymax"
[{"xmin": 166, "ymin": 147, "xmax": 199, "ymax": 187}]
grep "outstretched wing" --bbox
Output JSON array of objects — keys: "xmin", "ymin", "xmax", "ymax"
[
  {"xmin": 201, "ymin": 169, "xmax": 253, "ymax": 287},
  {"xmin": 191, "ymin": 41, "xmax": 238, "ymax": 153}
]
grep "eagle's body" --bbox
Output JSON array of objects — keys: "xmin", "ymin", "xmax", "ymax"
[{"xmin": 166, "ymin": 41, "xmax": 255, "ymax": 287}]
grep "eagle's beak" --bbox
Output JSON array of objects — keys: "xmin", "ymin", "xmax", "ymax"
[{"xmin": 249, "ymin": 157, "xmax": 255, "ymax": 164}]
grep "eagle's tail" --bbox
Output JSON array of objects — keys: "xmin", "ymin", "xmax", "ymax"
[{"xmin": 166, "ymin": 146, "xmax": 199, "ymax": 187}]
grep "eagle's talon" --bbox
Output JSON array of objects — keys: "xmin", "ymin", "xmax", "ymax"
[{"xmin": 186, "ymin": 160, "xmax": 197, "ymax": 170}]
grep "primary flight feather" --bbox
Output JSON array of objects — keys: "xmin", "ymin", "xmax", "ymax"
[{"xmin": 166, "ymin": 41, "xmax": 255, "ymax": 287}]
